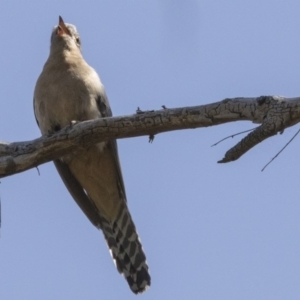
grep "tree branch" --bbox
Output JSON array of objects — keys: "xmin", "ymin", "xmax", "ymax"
[{"xmin": 1, "ymin": 95, "xmax": 300, "ymax": 178}]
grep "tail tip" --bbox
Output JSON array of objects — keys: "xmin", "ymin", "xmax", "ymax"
[
  {"xmin": 130, "ymin": 280, "xmax": 151, "ymax": 294},
  {"xmin": 126, "ymin": 267, "xmax": 151, "ymax": 294}
]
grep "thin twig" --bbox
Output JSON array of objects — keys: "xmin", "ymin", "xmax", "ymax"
[
  {"xmin": 35, "ymin": 166, "xmax": 40, "ymax": 176},
  {"xmin": 149, "ymin": 134, "xmax": 155, "ymax": 143},
  {"xmin": 261, "ymin": 129, "xmax": 300, "ymax": 172},
  {"xmin": 211, "ymin": 128, "xmax": 256, "ymax": 147}
]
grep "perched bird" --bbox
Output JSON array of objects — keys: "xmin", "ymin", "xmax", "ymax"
[{"xmin": 33, "ymin": 16, "xmax": 150, "ymax": 294}]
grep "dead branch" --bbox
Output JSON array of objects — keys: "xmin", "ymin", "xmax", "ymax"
[{"xmin": 1, "ymin": 95, "xmax": 300, "ymax": 178}]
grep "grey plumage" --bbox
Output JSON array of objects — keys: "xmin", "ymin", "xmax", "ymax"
[{"xmin": 33, "ymin": 16, "xmax": 150, "ymax": 294}]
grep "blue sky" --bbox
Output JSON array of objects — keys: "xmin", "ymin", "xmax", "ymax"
[{"xmin": 1, "ymin": 1, "xmax": 300, "ymax": 299}]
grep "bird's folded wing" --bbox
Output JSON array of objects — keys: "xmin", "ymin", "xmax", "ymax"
[
  {"xmin": 107, "ymin": 139, "xmax": 127, "ymax": 201},
  {"xmin": 96, "ymin": 93, "xmax": 127, "ymax": 201},
  {"xmin": 53, "ymin": 159, "xmax": 103, "ymax": 228}
]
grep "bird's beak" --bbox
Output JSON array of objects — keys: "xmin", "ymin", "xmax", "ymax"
[{"xmin": 57, "ymin": 16, "xmax": 71, "ymax": 36}]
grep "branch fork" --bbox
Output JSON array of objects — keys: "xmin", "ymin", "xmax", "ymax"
[{"xmin": 1, "ymin": 95, "xmax": 300, "ymax": 178}]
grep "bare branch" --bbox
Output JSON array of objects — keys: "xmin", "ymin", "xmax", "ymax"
[
  {"xmin": 218, "ymin": 118, "xmax": 281, "ymax": 163},
  {"xmin": 1, "ymin": 95, "xmax": 300, "ymax": 178},
  {"xmin": 211, "ymin": 128, "xmax": 256, "ymax": 147},
  {"xmin": 261, "ymin": 129, "xmax": 300, "ymax": 172}
]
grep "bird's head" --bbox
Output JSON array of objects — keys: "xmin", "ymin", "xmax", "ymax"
[{"xmin": 50, "ymin": 16, "xmax": 81, "ymax": 52}]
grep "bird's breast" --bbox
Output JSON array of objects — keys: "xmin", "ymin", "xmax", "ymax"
[{"xmin": 34, "ymin": 63, "xmax": 101, "ymax": 134}]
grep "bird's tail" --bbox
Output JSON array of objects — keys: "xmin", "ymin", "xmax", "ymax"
[{"xmin": 101, "ymin": 202, "xmax": 151, "ymax": 294}]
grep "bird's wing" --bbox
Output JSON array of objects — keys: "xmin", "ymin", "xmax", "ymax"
[
  {"xmin": 33, "ymin": 97, "xmax": 103, "ymax": 228},
  {"xmin": 53, "ymin": 159, "xmax": 103, "ymax": 227},
  {"xmin": 96, "ymin": 93, "xmax": 127, "ymax": 201}
]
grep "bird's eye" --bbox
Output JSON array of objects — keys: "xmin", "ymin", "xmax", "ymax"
[{"xmin": 75, "ymin": 37, "xmax": 80, "ymax": 44}]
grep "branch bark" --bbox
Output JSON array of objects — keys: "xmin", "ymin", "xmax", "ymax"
[{"xmin": 1, "ymin": 95, "xmax": 300, "ymax": 178}]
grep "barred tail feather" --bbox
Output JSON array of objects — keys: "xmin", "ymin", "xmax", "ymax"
[{"xmin": 101, "ymin": 204, "xmax": 150, "ymax": 294}]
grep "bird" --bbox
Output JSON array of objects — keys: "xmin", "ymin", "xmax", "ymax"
[{"xmin": 33, "ymin": 16, "xmax": 150, "ymax": 294}]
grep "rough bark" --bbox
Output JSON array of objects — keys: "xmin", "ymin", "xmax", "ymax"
[{"xmin": 1, "ymin": 95, "xmax": 300, "ymax": 178}]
